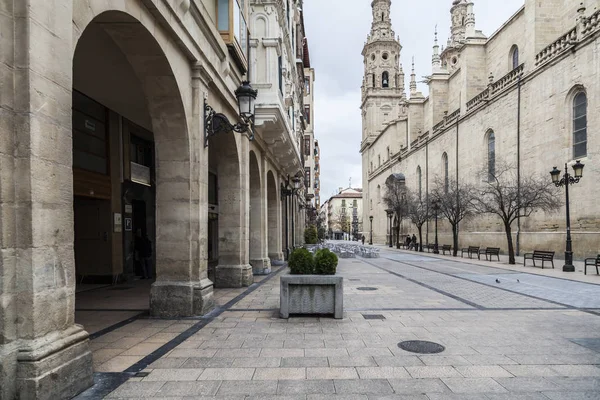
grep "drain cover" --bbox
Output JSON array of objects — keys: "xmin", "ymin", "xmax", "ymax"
[
  {"xmin": 398, "ymin": 340, "xmax": 445, "ymax": 354},
  {"xmin": 357, "ymin": 287, "xmax": 378, "ymax": 291},
  {"xmin": 134, "ymin": 372, "xmax": 150, "ymax": 377},
  {"xmin": 362, "ymin": 314, "xmax": 386, "ymax": 320}
]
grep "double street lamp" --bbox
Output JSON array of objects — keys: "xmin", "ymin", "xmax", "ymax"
[
  {"xmin": 550, "ymin": 161, "xmax": 584, "ymax": 272},
  {"xmin": 432, "ymin": 199, "xmax": 440, "ymax": 254},
  {"xmin": 281, "ymin": 176, "xmax": 302, "ymax": 260},
  {"xmin": 385, "ymin": 209, "xmax": 393, "ymax": 248},
  {"xmin": 369, "ymin": 215, "xmax": 373, "ymax": 245}
]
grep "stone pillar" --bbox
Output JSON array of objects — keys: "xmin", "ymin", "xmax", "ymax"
[
  {"xmin": 0, "ymin": 1, "xmax": 94, "ymax": 398},
  {"xmin": 215, "ymin": 134, "xmax": 253, "ymax": 288},
  {"xmin": 267, "ymin": 172, "xmax": 284, "ymax": 264},
  {"xmin": 250, "ymin": 152, "xmax": 271, "ymax": 274},
  {"xmin": 150, "ymin": 64, "xmax": 215, "ymax": 317}
]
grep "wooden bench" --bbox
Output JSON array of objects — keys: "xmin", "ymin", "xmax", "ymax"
[
  {"xmin": 461, "ymin": 246, "xmax": 480, "ymax": 259},
  {"xmin": 585, "ymin": 255, "xmax": 600, "ymax": 275},
  {"xmin": 478, "ymin": 247, "xmax": 501, "ymax": 261},
  {"xmin": 523, "ymin": 250, "xmax": 555, "ymax": 269},
  {"xmin": 441, "ymin": 245, "xmax": 452, "ymax": 255},
  {"xmin": 425, "ymin": 244, "xmax": 435, "ymax": 253}
]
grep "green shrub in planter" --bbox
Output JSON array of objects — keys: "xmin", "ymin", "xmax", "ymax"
[
  {"xmin": 304, "ymin": 225, "xmax": 318, "ymax": 244},
  {"xmin": 314, "ymin": 248, "xmax": 338, "ymax": 275},
  {"xmin": 289, "ymin": 248, "xmax": 314, "ymax": 275}
]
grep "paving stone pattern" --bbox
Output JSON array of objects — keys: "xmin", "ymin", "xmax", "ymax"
[{"xmin": 103, "ymin": 246, "xmax": 600, "ymax": 399}]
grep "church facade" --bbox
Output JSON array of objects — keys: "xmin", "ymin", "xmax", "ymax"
[{"xmin": 361, "ymin": 0, "xmax": 600, "ymax": 258}]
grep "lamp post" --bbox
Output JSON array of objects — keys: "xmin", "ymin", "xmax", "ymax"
[
  {"xmin": 369, "ymin": 215, "xmax": 373, "ymax": 245},
  {"xmin": 385, "ymin": 209, "xmax": 393, "ymax": 248},
  {"xmin": 432, "ymin": 199, "xmax": 440, "ymax": 254},
  {"xmin": 550, "ymin": 160, "xmax": 584, "ymax": 272},
  {"xmin": 204, "ymin": 81, "xmax": 257, "ymax": 147}
]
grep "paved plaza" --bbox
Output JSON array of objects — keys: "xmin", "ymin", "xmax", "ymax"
[{"xmin": 77, "ymin": 244, "xmax": 600, "ymax": 399}]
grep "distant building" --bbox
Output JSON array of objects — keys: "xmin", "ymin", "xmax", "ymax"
[{"xmin": 326, "ymin": 188, "xmax": 364, "ymax": 240}]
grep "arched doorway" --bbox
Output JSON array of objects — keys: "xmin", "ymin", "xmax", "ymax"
[
  {"xmin": 72, "ymin": 10, "xmax": 212, "ymax": 326},
  {"xmin": 267, "ymin": 171, "xmax": 282, "ymax": 263}
]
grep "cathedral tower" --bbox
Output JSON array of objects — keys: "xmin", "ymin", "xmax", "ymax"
[{"xmin": 361, "ymin": 0, "xmax": 406, "ymax": 142}]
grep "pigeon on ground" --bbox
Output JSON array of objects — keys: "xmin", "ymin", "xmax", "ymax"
[
  {"xmin": 517, "ymin": 279, "xmax": 520, "ymax": 283},
  {"xmin": 495, "ymin": 279, "xmax": 500, "ymax": 283}
]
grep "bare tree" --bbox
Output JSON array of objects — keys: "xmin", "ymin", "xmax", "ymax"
[
  {"xmin": 333, "ymin": 208, "xmax": 350, "ymax": 235},
  {"xmin": 472, "ymin": 162, "xmax": 561, "ymax": 264},
  {"xmin": 431, "ymin": 177, "xmax": 477, "ymax": 256},
  {"xmin": 382, "ymin": 178, "xmax": 409, "ymax": 247},
  {"xmin": 406, "ymin": 190, "xmax": 430, "ymax": 252}
]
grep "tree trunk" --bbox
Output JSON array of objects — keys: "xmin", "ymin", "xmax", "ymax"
[
  {"xmin": 452, "ymin": 224, "xmax": 459, "ymax": 257},
  {"xmin": 418, "ymin": 226, "xmax": 423, "ymax": 252},
  {"xmin": 504, "ymin": 222, "xmax": 515, "ymax": 264}
]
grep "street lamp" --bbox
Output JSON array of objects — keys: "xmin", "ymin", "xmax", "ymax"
[
  {"xmin": 385, "ymin": 209, "xmax": 393, "ymax": 248},
  {"xmin": 204, "ymin": 81, "xmax": 258, "ymax": 147},
  {"xmin": 369, "ymin": 215, "xmax": 373, "ymax": 245},
  {"xmin": 432, "ymin": 199, "xmax": 440, "ymax": 254},
  {"xmin": 550, "ymin": 160, "xmax": 584, "ymax": 272}
]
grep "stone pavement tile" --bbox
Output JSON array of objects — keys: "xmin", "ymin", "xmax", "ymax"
[
  {"xmin": 387, "ymin": 378, "xmax": 451, "ymax": 394},
  {"xmin": 243, "ymin": 340, "xmax": 285, "ymax": 348},
  {"xmin": 102, "ymin": 337, "xmax": 146, "ymax": 350},
  {"xmin": 262, "ymin": 349, "xmax": 305, "ymax": 358},
  {"xmin": 542, "ymin": 392, "xmax": 600, "ymax": 400},
  {"xmin": 148, "ymin": 357, "xmax": 188, "ymax": 369},
  {"xmin": 145, "ymin": 332, "xmax": 181, "ymax": 343},
  {"xmin": 454, "ymin": 366, "xmax": 513, "ymax": 378},
  {"xmin": 143, "ymin": 368, "xmax": 204, "ymax": 381},
  {"xmin": 200, "ymin": 339, "xmax": 245, "ymax": 349},
  {"xmin": 417, "ymin": 356, "xmax": 472, "ymax": 366},
  {"xmin": 333, "ymin": 379, "xmax": 393, "ymax": 394},
  {"xmin": 485, "ymin": 395, "xmax": 550, "ymax": 400},
  {"xmin": 367, "ymin": 395, "xmax": 428, "ymax": 400},
  {"xmin": 232, "ymin": 357, "xmax": 281, "ymax": 367},
  {"xmin": 356, "ymin": 367, "xmax": 411, "ymax": 379},
  {"xmin": 305, "ymin": 348, "xmax": 350, "ymax": 358},
  {"xmin": 328, "ymin": 356, "xmax": 377, "ymax": 367},
  {"xmin": 95, "ymin": 355, "xmax": 144, "ymax": 372},
  {"xmin": 198, "ymin": 367, "xmax": 255, "ymax": 380},
  {"xmin": 424, "ymin": 395, "xmax": 481, "ymax": 400},
  {"xmin": 167, "ymin": 348, "xmax": 218, "ymax": 358},
  {"xmin": 181, "ymin": 357, "xmax": 234, "ymax": 368},
  {"xmin": 246, "ymin": 396, "xmax": 307, "ymax": 400},
  {"xmin": 493, "ymin": 376, "xmax": 562, "ymax": 392},
  {"xmin": 373, "ymin": 356, "xmax": 424, "ymax": 367},
  {"xmin": 546, "ymin": 377, "xmax": 600, "ymax": 391},
  {"xmin": 307, "ymin": 395, "xmax": 368, "ymax": 400},
  {"xmin": 281, "ymin": 357, "xmax": 329, "ymax": 367},
  {"xmin": 284, "ymin": 340, "xmax": 326, "ymax": 348},
  {"xmin": 350, "ymin": 348, "xmax": 395, "ymax": 357},
  {"xmin": 405, "ymin": 366, "xmax": 462, "ymax": 379},
  {"xmin": 92, "ymin": 348, "xmax": 125, "ymax": 364},
  {"xmin": 441, "ymin": 377, "xmax": 508, "ymax": 394},
  {"xmin": 253, "ymin": 367, "xmax": 306, "ymax": 380},
  {"xmin": 462, "ymin": 355, "xmax": 517, "ymax": 365},
  {"xmin": 217, "ymin": 380, "xmax": 278, "ymax": 395},
  {"xmin": 105, "ymin": 381, "xmax": 166, "ymax": 398},
  {"xmin": 503, "ymin": 365, "xmax": 563, "ymax": 377},
  {"xmin": 277, "ymin": 379, "xmax": 335, "ymax": 394},
  {"xmin": 508, "ymin": 354, "xmax": 600, "ymax": 365},
  {"xmin": 306, "ymin": 367, "xmax": 359, "ymax": 379},
  {"xmin": 154, "ymin": 380, "xmax": 222, "ymax": 396},
  {"xmin": 215, "ymin": 348, "xmax": 261, "ymax": 358},
  {"xmin": 550, "ymin": 365, "xmax": 600, "ymax": 376},
  {"xmin": 325, "ymin": 340, "xmax": 366, "ymax": 348}
]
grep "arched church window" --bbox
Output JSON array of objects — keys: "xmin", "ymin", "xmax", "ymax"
[
  {"xmin": 573, "ymin": 91, "xmax": 587, "ymax": 158},
  {"xmin": 487, "ymin": 131, "xmax": 496, "ymax": 182},
  {"xmin": 372, "ymin": 74, "xmax": 376, "ymax": 88},
  {"xmin": 511, "ymin": 45, "xmax": 519, "ymax": 70},
  {"xmin": 382, "ymin": 71, "xmax": 389, "ymax": 88},
  {"xmin": 417, "ymin": 166, "xmax": 422, "ymax": 200}
]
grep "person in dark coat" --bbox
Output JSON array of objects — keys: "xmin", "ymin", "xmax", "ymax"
[
  {"xmin": 405, "ymin": 235, "xmax": 411, "ymax": 248},
  {"xmin": 135, "ymin": 229, "xmax": 153, "ymax": 279},
  {"xmin": 411, "ymin": 234, "xmax": 417, "ymax": 250}
]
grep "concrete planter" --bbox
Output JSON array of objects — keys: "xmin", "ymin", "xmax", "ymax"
[{"xmin": 280, "ymin": 275, "xmax": 343, "ymax": 319}]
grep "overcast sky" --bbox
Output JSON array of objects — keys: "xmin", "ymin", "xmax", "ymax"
[{"xmin": 303, "ymin": 0, "xmax": 525, "ymax": 202}]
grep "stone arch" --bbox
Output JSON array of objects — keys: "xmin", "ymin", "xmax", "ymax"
[
  {"xmin": 72, "ymin": 8, "xmax": 209, "ymax": 318},
  {"xmin": 267, "ymin": 170, "xmax": 282, "ymax": 262}
]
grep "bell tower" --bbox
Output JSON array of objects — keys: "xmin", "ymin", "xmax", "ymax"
[{"xmin": 361, "ymin": 0, "xmax": 405, "ymax": 142}]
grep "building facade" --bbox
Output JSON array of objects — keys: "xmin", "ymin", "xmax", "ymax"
[
  {"xmin": 361, "ymin": 0, "xmax": 600, "ymax": 257},
  {"xmin": 326, "ymin": 188, "xmax": 364, "ymax": 240},
  {"xmin": 0, "ymin": 0, "xmax": 311, "ymax": 398}
]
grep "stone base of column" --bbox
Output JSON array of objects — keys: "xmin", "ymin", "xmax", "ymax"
[
  {"xmin": 16, "ymin": 325, "xmax": 93, "ymax": 400},
  {"xmin": 215, "ymin": 265, "xmax": 253, "ymax": 288},
  {"xmin": 250, "ymin": 258, "xmax": 272, "ymax": 275},
  {"xmin": 150, "ymin": 279, "xmax": 215, "ymax": 318},
  {"xmin": 269, "ymin": 252, "xmax": 285, "ymax": 266}
]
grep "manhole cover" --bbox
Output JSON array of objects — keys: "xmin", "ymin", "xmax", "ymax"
[
  {"xmin": 398, "ymin": 340, "xmax": 445, "ymax": 354},
  {"xmin": 362, "ymin": 314, "xmax": 386, "ymax": 320},
  {"xmin": 357, "ymin": 287, "xmax": 378, "ymax": 291}
]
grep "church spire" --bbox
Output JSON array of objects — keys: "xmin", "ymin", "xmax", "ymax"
[
  {"xmin": 410, "ymin": 57, "xmax": 417, "ymax": 95},
  {"xmin": 368, "ymin": 0, "xmax": 396, "ymax": 43},
  {"xmin": 432, "ymin": 26, "xmax": 441, "ymax": 71}
]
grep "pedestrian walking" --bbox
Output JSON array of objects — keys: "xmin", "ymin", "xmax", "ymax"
[
  {"xmin": 411, "ymin": 234, "xmax": 417, "ymax": 250},
  {"xmin": 135, "ymin": 229, "xmax": 153, "ymax": 279},
  {"xmin": 361, "ymin": 235, "xmax": 365, "ymax": 245}
]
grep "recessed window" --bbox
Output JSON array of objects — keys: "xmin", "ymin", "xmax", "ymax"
[
  {"xmin": 382, "ymin": 53, "xmax": 389, "ymax": 60},
  {"xmin": 487, "ymin": 131, "xmax": 496, "ymax": 182},
  {"xmin": 371, "ymin": 54, "xmax": 376, "ymax": 61},
  {"xmin": 451, "ymin": 56, "xmax": 458, "ymax": 65},
  {"xmin": 382, "ymin": 71, "xmax": 389, "ymax": 88},
  {"xmin": 573, "ymin": 92, "xmax": 587, "ymax": 158},
  {"xmin": 510, "ymin": 45, "xmax": 519, "ymax": 70}
]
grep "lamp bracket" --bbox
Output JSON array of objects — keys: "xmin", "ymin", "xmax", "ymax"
[{"xmin": 204, "ymin": 101, "xmax": 255, "ymax": 147}]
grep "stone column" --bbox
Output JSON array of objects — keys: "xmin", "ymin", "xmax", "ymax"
[
  {"xmin": 249, "ymin": 152, "xmax": 271, "ymax": 274},
  {"xmin": 268, "ymin": 172, "xmax": 284, "ymax": 264},
  {"xmin": 0, "ymin": 1, "xmax": 94, "ymax": 398}
]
